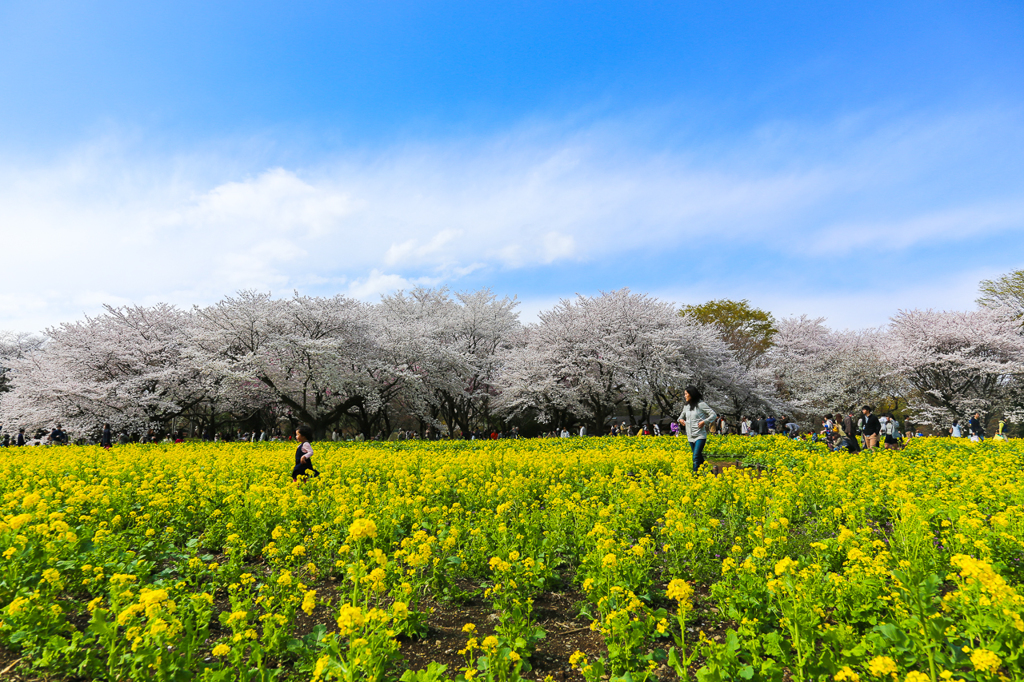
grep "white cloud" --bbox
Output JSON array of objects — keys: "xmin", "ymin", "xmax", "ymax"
[
  {"xmin": 0, "ymin": 107, "xmax": 1021, "ymax": 332},
  {"xmin": 345, "ymin": 269, "xmax": 441, "ymax": 300},
  {"xmin": 809, "ymin": 200, "xmax": 1024, "ymax": 254}
]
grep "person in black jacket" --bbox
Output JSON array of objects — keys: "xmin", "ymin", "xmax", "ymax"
[
  {"xmin": 291, "ymin": 424, "xmax": 321, "ymax": 483},
  {"xmin": 861, "ymin": 406, "xmax": 881, "ymax": 449},
  {"xmin": 101, "ymin": 423, "xmax": 112, "ymax": 449},
  {"xmin": 757, "ymin": 416, "xmax": 769, "ymax": 436},
  {"xmin": 843, "ymin": 411, "xmax": 861, "ymax": 452},
  {"xmin": 49, "ymin": 424, "xmax": 66, "ymax": 446},
  {"xmin": 969, "ymin": 412, "xmax": 985, "ymax": 441},
  {"xmin": 16, "ymin": 428, "xmax": 26, "ymax": 446}
]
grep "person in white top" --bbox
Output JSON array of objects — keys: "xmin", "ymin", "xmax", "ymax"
[{"xmin": 677, "ymin": 385, "xmax": 718, "ymax": 474}]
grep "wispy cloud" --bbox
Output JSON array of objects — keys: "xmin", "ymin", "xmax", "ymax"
[{"xmin": 0, "ymin": 107, "xmax": 1021, "ymax": 332}]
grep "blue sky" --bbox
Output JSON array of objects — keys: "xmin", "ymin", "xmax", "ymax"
[{"xmin": 2, "ymin": 1, "xmax": 1023, "ymax": 332}]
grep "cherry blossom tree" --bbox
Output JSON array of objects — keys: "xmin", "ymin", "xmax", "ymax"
[
  {"xmin": 194, "ymin": 290, "xmax": 382, "ymax": 439},
  {"xmin": 0, "ymin": 331, "xmax": 45, "ymax": 396},
  {"xmin": 378, "ymin": 288, "xmax": 521, "ymax": 437},
  {"xmin": 0, "ymin": 305, "xmax": 212, "ymax": 435},
  {"xmin": 761, "ymin": 315, "xmax": 911, "ymax": 428},
  {"xmin": 496, "ymin": 289, "xmax": 763, "ymax": 431},
  {"xmin": 882, "ymin": 306, "xmax": 1024, "ymax": 426}
]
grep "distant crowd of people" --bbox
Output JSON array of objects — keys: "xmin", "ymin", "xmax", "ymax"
[{"xmin": 0, "ymin": 405, "xmax": 1011, "ymax": 450}]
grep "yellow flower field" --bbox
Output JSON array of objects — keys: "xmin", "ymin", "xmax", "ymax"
[{"xmin": 1, "ymin": 436, "xmax": 1023, "ymax": 681}]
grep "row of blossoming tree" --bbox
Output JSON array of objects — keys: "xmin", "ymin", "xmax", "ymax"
[{"xmin": 2, "ymin": 276, "xmax": 1024, "ymax": 438}]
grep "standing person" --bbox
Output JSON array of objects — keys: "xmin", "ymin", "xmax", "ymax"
[
  {"xmin": 49, "ymin": 424, "xmax": 66, "ymax": 446},
  {"xmin": 950, "ymin": 419, "xmax": 962, "ymax": 438},
  {"xmin": 579, "ymin": 424, "xmax": 587, "ymax": 437},
  {"xmin": 997, "ymin": 418, "xmax": 1008, "ymax": 441},
  {"xmin": 101, "ymin": 423, "xmax": 112, "ymax": 449},
  {"xmin": 677, "ymin": 385, "xmax": 718, "ymax": 474},
  {"xmin": 766, "ymin": 415, "xmax": 776, "ymax": 435},
  {"xmin": 861, "ymin": 406, "xmax": 881, "ymax": 449},
  {"xmin": 16, "ymin": 428, "xmax": 26, "ymax": 446},
  {"xmin": 842, "ymin": 412, "xmax": 861, "ymax": 452},
  {"xmin": 822, "ymin": 415, "xmax": 834, "ymax": 450},
  {"xmin": 740, "ymin": 416, "xmax": 750, "ymax": 436},
  {"xmin": 969, "ymin": 412, "xmax": 985, "ymax": 442},
  {"xmin": 669, "ymin": 421, "xmax": 679, "ymax": 437},
  {"xmin": 842, "ymin": 411, "xmax": 855, "ymax": 441},
  {"xmin": 757, "ymin": 416, "xmax": 769, "ymax": 436},
  {"xmin": 883, "ymin": 413, "xmax": 900, "ymax": 450},
  {"xmin": 291, "ymin": 425, "xmax": 320, "ymax": 483}
]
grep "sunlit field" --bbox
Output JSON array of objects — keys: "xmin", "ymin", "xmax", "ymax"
[{"xmin": 1, "ymin": 436, "xmax": 1022, "ymax": 682}]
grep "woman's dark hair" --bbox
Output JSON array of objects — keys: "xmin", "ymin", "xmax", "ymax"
[
  {"xmin": 684, "ymin": 385, "xmax": 702, "ymax": 406},
  {"xmin": 297, "ymin": 424, "xmax": 314, "ymax": 441}
]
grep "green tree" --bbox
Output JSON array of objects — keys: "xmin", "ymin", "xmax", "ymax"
[
  {"xmin": 678, "ymin": 299, "xmax": 777, "ymax": 367},
  {"xmin": 978, "ymin": 269, "xmax": 1024, "ymax": 318}
]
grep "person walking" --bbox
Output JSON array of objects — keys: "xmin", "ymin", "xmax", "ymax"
[
  {"xmin": 969, "ymin": 412, "xmax": 985, "ymax": 442},
  {"xmin": 291, "ymin": 425, "xmax": 320, "ymax": 483},
  {"xmin": 678, "ymin": 385, "xmax": 718, "ymax": 474},
  {"xmin": 883, "ymin": 413, "xmax": 900, "ymax": 450},
  {"xmin": 861, "ymin": 406, "xmax": 881, "ymax": 449}
]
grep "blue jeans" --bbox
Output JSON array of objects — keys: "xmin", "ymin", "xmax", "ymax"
[{"xmin": 690, "ymin": 438, "xmax": 707, "ymax": 473}]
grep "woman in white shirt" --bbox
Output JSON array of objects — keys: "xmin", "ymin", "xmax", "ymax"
[{"xmin": 677, "ymin": 385, "xmax": 718, "ymax": 474}]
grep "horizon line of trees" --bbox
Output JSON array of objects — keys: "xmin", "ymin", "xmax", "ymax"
[{"xmin": 2, "ymin": 270, "xmax": 1024, "ymax": 440}]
